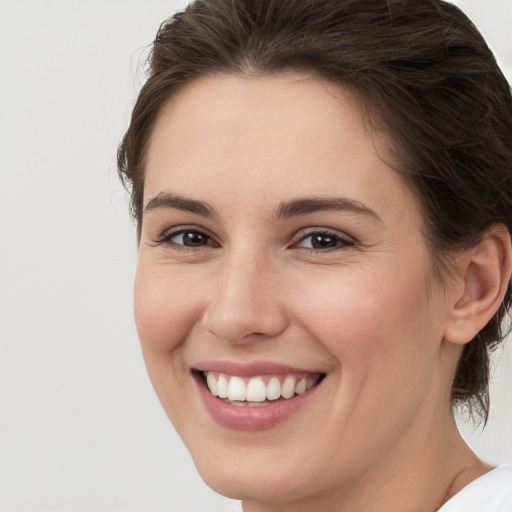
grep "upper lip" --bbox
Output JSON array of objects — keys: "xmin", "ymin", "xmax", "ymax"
[{"xmin": 193, "ymin": 360, "xmax": 324, "ymax": 377}]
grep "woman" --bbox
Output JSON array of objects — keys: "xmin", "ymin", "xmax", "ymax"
[{"xmin": 118, "ymin": 0, "xmax": 512, "ymax": 510}]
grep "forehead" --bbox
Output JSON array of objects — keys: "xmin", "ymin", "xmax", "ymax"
[{"xmin": 144, "ymin": 72, "xmax": 416, "ymax": 223}]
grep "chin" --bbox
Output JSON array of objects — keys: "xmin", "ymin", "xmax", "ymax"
[
  {"xmin": 181, "ymin": 429, "xmax": 333, "ymax": 504},
  {"xmin": 194, "ymin": 458, "xmax": 311, "ymax": 503}
]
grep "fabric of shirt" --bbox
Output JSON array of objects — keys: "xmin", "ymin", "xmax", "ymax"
[{"xmin": 437, "ymin": 464, "xmax": 512, "ymax": 512}]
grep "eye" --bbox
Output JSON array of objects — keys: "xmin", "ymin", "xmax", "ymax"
[
  {"xmin": 294, "ymin": 230, "xmax": 354, "ymax": 251},
  {"xmin": 156, "ymin": 228, "xmax": 218, "ymax": 249},
  {"xmin": 172, "ymin": 229, "xmax": 210, "ymax": 247}
]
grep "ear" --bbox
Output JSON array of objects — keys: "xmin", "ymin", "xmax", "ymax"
[{"xmin": 444, "ymin": 225, "xmax": 512, "ymax": 345}]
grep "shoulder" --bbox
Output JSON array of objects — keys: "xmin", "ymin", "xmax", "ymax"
[{"xmin": 438, "ymin": 464, "xmax": 512, "ymax": 512}]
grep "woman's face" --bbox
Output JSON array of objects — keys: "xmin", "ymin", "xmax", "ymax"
[{"xmin": 135, "ymin": 74, "xmax": 459, "ymax": 503}]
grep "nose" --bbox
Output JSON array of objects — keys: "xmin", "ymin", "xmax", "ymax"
[{"xmin": 202, "ymin": 251, "xmax": 288, "ymax": 344}]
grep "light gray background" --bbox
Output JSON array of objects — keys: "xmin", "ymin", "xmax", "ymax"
[{"xmin": 0, "ymin": 1, "xmax": 511, "ymax": 511}]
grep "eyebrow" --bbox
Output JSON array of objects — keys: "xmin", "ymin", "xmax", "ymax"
[
  {"xmin": 276, "ymin": 197, "xmax": 382, "ymax": 222},
  {"xmin": 143, "ymin": 192, "xmax": 381, "ymax": 223},
  {"xmin": 143, "ymin": 192, "xmax": 215, "ymax": 217}
]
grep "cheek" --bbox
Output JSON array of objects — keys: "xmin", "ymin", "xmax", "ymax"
[
  {"xmin": 292, "ymin": 262, "xmax": 440, "ymax": 375},
  {"xmin": 289, "ymin": 264, "xmax": 445, "ymax": 456},
  {"xmin": 133, "ymin": 262, "xmax": 207, "ymax": 428},
  {"xmin": 133, "ymin": 263, "xmax": 206, "ymax": 355}
]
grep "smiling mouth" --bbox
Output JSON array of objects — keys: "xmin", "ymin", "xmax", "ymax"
[{"xmin": 198, "ymin": 371, "xmax": 325, "ymax": 407}]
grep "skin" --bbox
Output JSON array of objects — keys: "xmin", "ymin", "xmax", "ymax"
[{"xmin": 134, "ymin": 73, "xmax": 501, "ymax": 512}]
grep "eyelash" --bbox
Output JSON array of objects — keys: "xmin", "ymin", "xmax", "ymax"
[{"xmin": 153, "ymin": 227, "xmax": 355, "ymax": 253}]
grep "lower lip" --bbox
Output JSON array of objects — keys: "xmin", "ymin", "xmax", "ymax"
[{"xmin": 193, "ymin": 372, "xmax": 321, "ymax": 431}]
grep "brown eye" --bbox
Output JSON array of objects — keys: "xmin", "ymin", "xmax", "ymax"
[
  {"xmin": 295, "ymin": 230, "xmax": 354, "ymax": 251},
  {"xmin": 170, "ymin": 229, "xmax": 212, "ymax": 247},
  {"xmin": 309, "ymin": 234, "xmax": 339, "ymax": 249}
]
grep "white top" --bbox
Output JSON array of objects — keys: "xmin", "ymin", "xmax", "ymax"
[{"xmin": 438, "ymin": 464, "xmax": 512, "ymax": 512}]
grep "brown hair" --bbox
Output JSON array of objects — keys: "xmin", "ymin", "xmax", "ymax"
[{"xmin": 118, "ymin": 0, "xmax": 512, "ymax": 419}]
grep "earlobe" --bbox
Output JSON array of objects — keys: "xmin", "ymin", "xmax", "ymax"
[{"xmin": 444, "ymin": 225, "xmax": 512, "ymax": 345}]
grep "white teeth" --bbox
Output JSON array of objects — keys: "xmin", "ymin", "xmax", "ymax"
[
  {"xmin": 281, "ymin": 376, "xmax": 295, "ymax": 399},
  {"xmin": 246, "ymin": 377, "xmax": 267, "ymax": 402},
  {"xmin": 217, "ymin": 374, "xmax": 229, "ymax": 399},
  {"xmin": 227, "ymin": 376, "xmax": 246, "ymax": 401},
  {"xmin": 266, "ymin": 376, "xmax": 281, "ymax": 400},
  {"xmin": 294, "ymin": 378, "xmax": 306, "ymax": 395},
  {"xmin": 204, "ymin": 372, "xmax": 322, "ymax": 403},
  {"xmin": 206, "ymin": 372, "xmax": 218, "ymax": 396}
]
